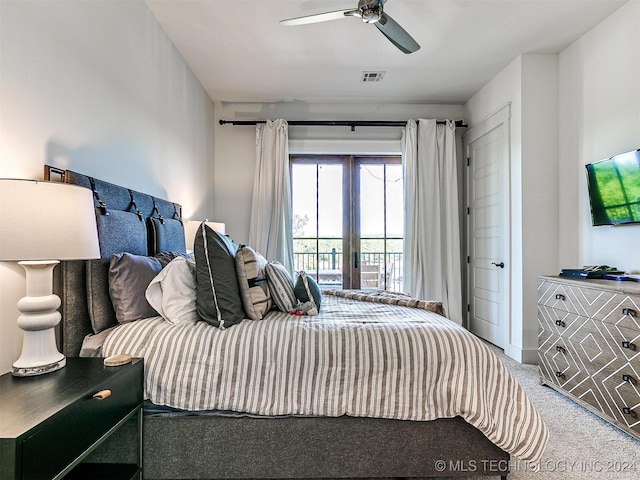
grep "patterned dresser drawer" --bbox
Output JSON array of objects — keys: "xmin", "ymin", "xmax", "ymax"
[
  {"xmin": 598, "ymin": 322, "xmax": 640, "ymax": 364},
  {"xmin": 590, "ymin": 294, "xmax": 640, "ymax": 329},
  {"xmin": 593, "ymin": 361, "xmax": 640, "ymax": 434},
  {"xmin": 538, "ymin": 279, "xmax": 589, "ymax": 316},
  {"xmin": 538, "ymin": 275, "xmax": 640, "ymax": 441},
  {"xmin": 538, "ymin": 303, "xmax": 583, "ymax": 337},
  {"xmin": 539, "ymin": 333, "xmax": 589, "ymax": 392}
]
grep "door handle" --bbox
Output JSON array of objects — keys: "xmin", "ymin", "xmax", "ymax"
[{"xmin": 492, "ymin": 262, "xmax": 505, "ymax": 268}]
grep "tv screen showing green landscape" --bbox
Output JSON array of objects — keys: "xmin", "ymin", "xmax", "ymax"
[{"xmin": 586, "ymin": 149, "xmax": 640, "ymax": 226}]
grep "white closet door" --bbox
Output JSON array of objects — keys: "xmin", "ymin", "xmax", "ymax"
[{"xmin": 465, "ymin": 106, "xmax": 510, "ymax": 348}]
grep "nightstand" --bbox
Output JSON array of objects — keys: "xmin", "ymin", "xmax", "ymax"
[{"xmin": 0, "ymin": 357, "xmax": 143, "ymax": 480}]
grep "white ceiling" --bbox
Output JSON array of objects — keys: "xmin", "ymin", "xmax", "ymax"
[{"xmin": 145, "ymin": 0, "xmax": 627, "ymax": 104}]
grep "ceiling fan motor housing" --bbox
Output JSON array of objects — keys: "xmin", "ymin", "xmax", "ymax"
[{"xmin": 358, "ymin": 0, "xmax": 383, "ymax": 23}]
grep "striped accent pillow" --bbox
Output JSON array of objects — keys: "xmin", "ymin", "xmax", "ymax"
[
  {"xmin": 265, "ymin": 261, "xmax": 297, "ymax": 312},
  {"xmin": 235, "ymin": 245, "xmax": 272, "ymax": 320}
]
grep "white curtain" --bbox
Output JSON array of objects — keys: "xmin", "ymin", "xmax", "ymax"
[
  {"xmin": 248, "ymin": 119, "xmax": 295, "ymax": 273},
  {"xmin": 402, "ymin": 119, "xmax": 463, "ymax": 324}
]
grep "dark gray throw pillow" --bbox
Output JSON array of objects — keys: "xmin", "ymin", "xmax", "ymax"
[
  {"xmin": 194, "ymin": 223, "xmax": 245, "ymax": 328},
  {"xmin": 294, "ymin": 271, "xmax": 322, "ymax": 311}
]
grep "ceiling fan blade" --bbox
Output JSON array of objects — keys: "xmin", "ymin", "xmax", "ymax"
[
  {"xmin": 375, "ymin": 12, "xmax": 420, "ymax": 54},
  {"xmin": 280, "ymin": 9, "xmax": 359, "ymax": 26}
]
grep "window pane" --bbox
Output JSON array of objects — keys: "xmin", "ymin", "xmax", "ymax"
[
  {"xmin": 317, "ymin": 164, "xmax": 342, "ymax": 238},
  {"xmin": 359, "ymin": 162, "xmax": 403, "ymax": 292},
  {"xmin": 292, "ymin": 162, "xmax": 343, "ymax": 287},
  {"xmin": 360, "ymin": 164, "xmax": 385, "ymax": 237},
  {"xmin": 318, "ymin": 164, "xmax": 343, "ymax": 286},
  {"xmin": 292, "ymin": 164, "xmax": 317, "ymax": 238},
  {"xmin": 386, "ymin": 164, "xmax": 404, "ymax": 236}
]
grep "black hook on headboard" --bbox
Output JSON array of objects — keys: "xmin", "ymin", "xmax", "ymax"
[
  {"xmin": 172, "ymin": 203, "xmax": 180, "ymax": 221},
  {"xmin": 151, "ymin": 196, "xmax": 165, "ymax": 224},
  {"xmin": 89, "ymin": 177, "xmax": 109, "ymax": 216},
  {"xmin": 127, "ymin": 189, "xmax": 143, "ymax": 221}
]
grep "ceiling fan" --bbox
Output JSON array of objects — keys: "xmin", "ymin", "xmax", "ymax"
[{"xmin": 280, "ymin": 0, "xmax": 420, "ymax": 54}]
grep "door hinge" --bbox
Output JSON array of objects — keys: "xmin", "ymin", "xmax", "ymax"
[
  {"xmin": 466, "ymin": 157, "xmax": 470, "ymax": 166},
  {"xmin": 467, "ymin": 304, "xmax": 470, "ymax": 312},
  {"xmin": 467, "ymin": 256, "xmax": 470, "ymax": 264},
  {"xmin": 467, "ymin": 207, "xmax": 470, "ymax": 215}
]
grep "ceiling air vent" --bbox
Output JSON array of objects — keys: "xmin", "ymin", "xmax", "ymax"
[{"xmin": 361, "ymin": 71, "xmax": 385, "ymax": 83}]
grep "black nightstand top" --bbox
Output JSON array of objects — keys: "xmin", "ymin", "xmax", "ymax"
[{"xmin": 0, "ymin": 357, "xmax": 143, "ymax": 439}]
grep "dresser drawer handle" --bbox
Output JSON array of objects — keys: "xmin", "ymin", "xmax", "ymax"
[
  {"xmin": 555, "ymin": 319, "xmax": 565, "ymax": 327},
  {"xmin": 555, "ymin": 371, "xmax": 566, "ymax": 379},
  {"xmin": 622, "ymin": 341, "xmax": 637, "ymax": 351},
  {"xmin": 622, "ymin": 374, "xmax": 636, "ymax": 384},
  {"xmin": 556, "ymin": 345, "xmax": 566, "ymax": 354},
  {"xmin": 555, "ymin": 294, "xmax": 565, "ymax": 301},
  {"xmin": 622, "ymin": 308, "xmax": 637, "ymax": 317},
  {"xmin": 93, "ymin": 389, "xmax": 112, "ymax": 400},
  {"xmin": 622, "ymin": 407, "xmax": 637, "ymax": 418}
]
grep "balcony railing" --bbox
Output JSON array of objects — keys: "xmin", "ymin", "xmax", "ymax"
[{"xmin": 293, "ymin": 239, "xmax": 403, "ymax": 292}]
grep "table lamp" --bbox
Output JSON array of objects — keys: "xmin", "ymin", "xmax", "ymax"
[{"xmin": 0, "ymin": 179, "xmax": 100, "ymax": 376}]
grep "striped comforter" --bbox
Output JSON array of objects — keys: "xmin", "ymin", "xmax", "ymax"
[{"xmin": 102, "ymin": 293, "xmax": 548, "ymax": 461}]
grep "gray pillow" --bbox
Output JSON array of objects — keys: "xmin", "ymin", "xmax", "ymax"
[
  {"xmin": 108, "ymin": 251, "xmax": 179, "ymax": 324},
  {"xmin": 294, "ymin": 271, "xmax": 322, "ymax": 311},
  {"xmin": 265, "ymin": 261, "xmax": 297, "ymax": 312},
  {"xmin": 194, "ymin": 223, "xmax": 245, "ymax": 328}
]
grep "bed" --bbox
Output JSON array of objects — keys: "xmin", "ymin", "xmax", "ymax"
[{"xmin": 46, "ymin": 166, "xmax": 548, "ymax": 480}]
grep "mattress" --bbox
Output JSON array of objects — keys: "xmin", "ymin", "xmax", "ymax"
[{"xmin": 102, "ymin": 292, "xmax": 548, "ymax": 462}]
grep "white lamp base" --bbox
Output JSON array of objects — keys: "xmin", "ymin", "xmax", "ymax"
[
  {"xmin": 12, "ymin": 260, "xmax": 66, "ymax": 377},
  {"xmin": 13, "ymin": 356, "xmax": 66, "ymax": 377}
]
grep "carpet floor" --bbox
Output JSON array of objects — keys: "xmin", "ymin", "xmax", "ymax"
[{"xmin": 437, "ymin": 343, "xmax": 640, "ymax": 480}]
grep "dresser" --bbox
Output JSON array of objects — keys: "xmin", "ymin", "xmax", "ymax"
[
  {"xmin": 538, "ymin": 275, "xmax": 640, "ymax": 440},
  {"xmin": 0, "ymin": 357, "xmax": 143, "ymax": 480}
]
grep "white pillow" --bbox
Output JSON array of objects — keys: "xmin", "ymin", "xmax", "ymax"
[{"xmin": 146, "ymin": 256, "xmax": 199, "ymax": 325}]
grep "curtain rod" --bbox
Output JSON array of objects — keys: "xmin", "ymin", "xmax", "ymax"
[{"xmin": 219, "ymin": 119, "xmax": 468, "ymax": 130}]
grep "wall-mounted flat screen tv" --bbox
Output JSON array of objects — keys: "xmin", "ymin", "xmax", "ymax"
[{"xmin": 585, "ymin": 149, "xmax": 640, "ymax": 226}]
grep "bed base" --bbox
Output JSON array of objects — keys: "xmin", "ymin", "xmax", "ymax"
[{"xmin": 90, "ymin": 414, "xmax": 509, "ymax": 479}]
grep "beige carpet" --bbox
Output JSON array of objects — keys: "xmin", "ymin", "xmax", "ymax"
[{"xmin": 437, "ymin": 343, "xmax": 640, "ymax": 480}]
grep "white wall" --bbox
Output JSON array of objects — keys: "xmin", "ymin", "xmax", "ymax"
[
  {"xmin": 465, "ymin": 0, "xmax": 638, "ymax": 364},
  {"xmin": 213, "ymin": 102, "xmax": 465, "ymax": 244},
  {"xmin": 464, "ymin": 53, "xmax": 560, "ymax": 363},
  {"xmin": 558, "ymin": 0, "xmax": 640, "ymax": 272},
  {"xmin": 0, "ymin": 0, "xmax": 216, "ymax": 374},
  {"xmin": 464, "ymin": 60, "xmax": 524, "ymax": 361},
  {"xmin": 521, "ymin": 55, "xmax": 560, "ymax": 362}
]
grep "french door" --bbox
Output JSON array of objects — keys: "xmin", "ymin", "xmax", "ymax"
[{"xmin": 291, "ymin": 155, "xmax": 403, "ymax": 291}]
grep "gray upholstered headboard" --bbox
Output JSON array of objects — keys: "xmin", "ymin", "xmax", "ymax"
[{"xmin": 45, "ymin": 166, "xmax": 187, "ymax": 356}]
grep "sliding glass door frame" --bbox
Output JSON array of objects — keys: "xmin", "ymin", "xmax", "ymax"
[{"xmin": 290, "ymin": 154, "xmax": 401, "ymax": 290}]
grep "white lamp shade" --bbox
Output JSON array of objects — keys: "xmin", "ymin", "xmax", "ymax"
[
  {"xmin": 0, "ymin": 179, "xmax": 100, "ymax": 261},
  {"xmin": 184, "ymin": 220, "xmax": 226, "ymax": 250}
]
